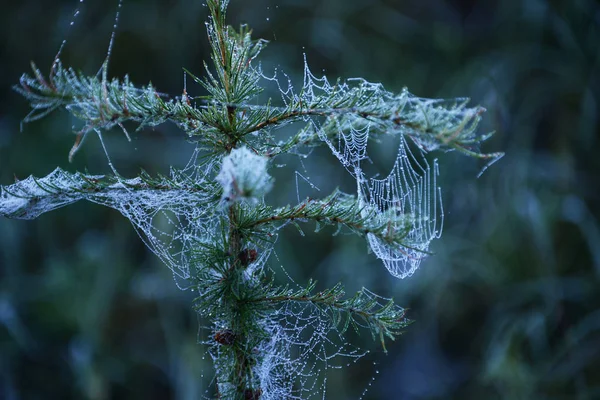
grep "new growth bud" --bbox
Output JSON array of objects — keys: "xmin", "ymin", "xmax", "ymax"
[{"xmin": 216, "ymin": 147, "xmax": 273, "ymax": 204}]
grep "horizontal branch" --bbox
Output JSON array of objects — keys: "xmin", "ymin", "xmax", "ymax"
[
  {"xmin": 235, "ymin": 190, "xmax": 430, "ymax": 255},
  {"xmin": 16, "ymin": 61, "xmax": 502, "ymax": 163},
  {"xmin": 0, "ymin": 167, "xmax": 218, "ymax": 220},
  {"xmin": 16, "ymin": 61, "xmax": 211, "ymax": 158},
  {"xmin": 246, "ymin": 281, "xmax": 410, "ymax": 351}
]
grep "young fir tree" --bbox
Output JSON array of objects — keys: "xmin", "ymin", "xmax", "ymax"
[{"xmin": 2, "ymin": 1, "xmax": 502, "ymax": 398}]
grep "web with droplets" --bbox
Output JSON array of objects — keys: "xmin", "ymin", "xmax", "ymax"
[
  {"xmin": 0, "ymin": 150, "xmax": 220, "ymax": 286},
  {"xmin": 200, "ymin": 284, "xmax": 384, "ymax": 400},
  {"xmin": 0, "ymin": 0, "xmax": 501, "ymax": 398},
  {"xmin": 263, "ymin": 57, "xmax": 445, "ymax": 278},
  {"xmin": 0, "ymin": 159, "xmax": 379, "ymax": 400}
]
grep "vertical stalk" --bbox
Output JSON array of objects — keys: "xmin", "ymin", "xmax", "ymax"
[
  {"xmin": 227, "ymin": 204, "xmax": 259, "ymax": 399},
  {"xmin": 209, "ymin": 1, "xmax": 259, "ymax": 397},
  {"xmin": 209, "ymin": 0, "xmax": 236, "ymax": 130}
]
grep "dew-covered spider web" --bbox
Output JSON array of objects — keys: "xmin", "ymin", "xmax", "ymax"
[
  {"xmin": 0, "ymin": 153, "xmax": 386, "ymax": 400},
  {"xmin": 1, "ymin": 0, "xmax": 503, "ymax": 398},
  {"xmin": 200, "ymin": 281, "xmax": 388, "ymax": 400},
  {"xmin": 261, "ymin": 57, "xmax": 447, "ymax": 278},
  {"xmin": 0, "ymin": 149, "xmax": 221, "ymax": 286}
]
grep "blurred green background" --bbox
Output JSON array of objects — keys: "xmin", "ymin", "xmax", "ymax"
[{"xmin": 1, "ymin": 0, "xmax": 599, "ymax": 399}]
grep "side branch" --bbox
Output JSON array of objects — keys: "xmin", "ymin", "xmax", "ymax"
[
  {"xmin": 235, "ymin": 190, "xmax": 430, "ymax": 255},
  {"xmin": 0, "ymin": 168, "xmax": 218, "ymax": 220},
  {"xmin": 246, "ymin": 281, "xmax": 410, "ymax": 351},
  {"xmin": 16, "ymin": 62, "xmax": 209, "ymax": 158}
]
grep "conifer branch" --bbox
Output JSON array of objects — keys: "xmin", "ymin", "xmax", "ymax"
[
  {"xmin": 235, "ymin": 190, "xmax": 429, "ymax": 254},
  {"xmin": 16, "ymin": 60, "xmax": 503, "ymax": 162},
  {"xmin": 246, "ymin": 281, "xmax": 411, "ymax": 352},
  {"xmin": 0, "ymin": 168, "xmax": 218, "ymax": 220}
]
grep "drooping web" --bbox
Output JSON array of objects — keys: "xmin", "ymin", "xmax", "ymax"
[
  {"xmin": 261, "ymin": 57, "xmax": 448, "ymax": 278},
  {"xmin": 202, "ymin": 282, "xmax": 386, "ymax": 400},
  {"xmin": 252, "ymin": 289, "xmax": 384, "ymax": 400},
  {"xmin": 365, "ymin": 138, "xmax": 443, "ymax": 278},
  {"xmin": 0, "ymin": 149, "xmax": 221, "ymax": 287}
]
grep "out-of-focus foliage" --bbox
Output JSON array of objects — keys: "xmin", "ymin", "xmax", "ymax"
[{"xmin": 0, "ymin": 0, "xmax": 598, "ymax": 399}]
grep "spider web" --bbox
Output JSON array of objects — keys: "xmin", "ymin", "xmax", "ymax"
[
  {"xmin": 263, "ymin": 58, "xmax": 445, "ymax": 278},
  {"xmin": 0, "ymin": 0, "xmax": 479, "ymax": 398},
  {"xmin": 0, "ymin": 151, "xmax": 382, "ymax": 400},
  {"xmin": 201, "ymin": 282, "xmax": 378, "ymax": 400},
  {"xmin": 0, "ymin": 148, "xmax": 220, "ymax": 287}
]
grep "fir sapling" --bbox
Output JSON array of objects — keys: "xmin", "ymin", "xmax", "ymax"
[{"xmin": 1, "ymin": 0, "xmax": 503, "ymax": 398}]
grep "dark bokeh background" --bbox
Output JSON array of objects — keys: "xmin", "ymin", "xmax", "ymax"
[{"xmin": 1, "ymin": 0, "xmax": 599, "ymax": 399}]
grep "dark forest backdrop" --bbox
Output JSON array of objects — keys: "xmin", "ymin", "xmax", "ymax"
[{"xmin": 1, "ymin": 0, "xmax": 599, "ymax": 399}]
